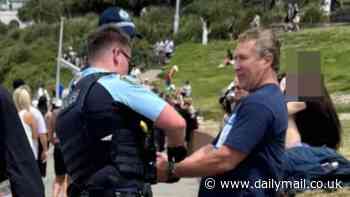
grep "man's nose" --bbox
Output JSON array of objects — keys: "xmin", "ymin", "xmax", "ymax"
[{"xmin": 234, "ymin": 63, "xmax": 241, "ymax": 71}]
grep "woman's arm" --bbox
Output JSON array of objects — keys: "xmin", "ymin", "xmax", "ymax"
[
  {"xmin": 287, "ymin": 102, "xmax": 306, "ymax": 115},
  {"xmin": 45, "ymin": 112, "xmax": 54, "ymax": 144}
]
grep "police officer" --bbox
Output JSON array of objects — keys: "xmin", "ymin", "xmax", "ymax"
[
  {"xmin": 0, "ymin": 85, "xmax": 44, "ymax": 197},
  {"xmin": 56, "ymin": 23, "xmax": 186, "ymax": 197}
]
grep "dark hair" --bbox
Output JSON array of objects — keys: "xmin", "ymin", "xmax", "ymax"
[
  {"xmin": 37, "ymin": 96, "xmax": 48, "ymax": 116},
  {"xmin": 87, "ymin": 24, "xmax": 130, "ymax": 62},
  {"xmin": 219, "ymin": 88, "xmax": 234, "ymax": 115},
  {"xmin": 12, "ymin": 79, "xmax": 25, "ymax": 90},
  {"xmin": 277, "ymin": 72, "xmax": 286, "ymax": 82},
  {"xmin": 295, "ymin": 81, "xmax": 342, "ymax": 149}
]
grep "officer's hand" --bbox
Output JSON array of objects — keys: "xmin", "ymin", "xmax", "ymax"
[{"xmin": 156, "ymin": 152, "xmax": 168, "ymax": 182}]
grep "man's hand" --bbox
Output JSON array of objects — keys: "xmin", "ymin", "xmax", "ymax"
[{"xmin": 156, "ymin": 152, "xmax": 169, "ymax": 182}]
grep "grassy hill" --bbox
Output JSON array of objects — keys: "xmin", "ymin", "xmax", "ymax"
[
  {"xmin": 1, "ymin": 19, "xmax": 350, "ymax": 120},
  {"xmin": 0, "ymin": 14, "xmax": 98, "ymax": 91},
  {"xmin": 168, "ymin": 26, "xmax": 350, "ymax": 120}
]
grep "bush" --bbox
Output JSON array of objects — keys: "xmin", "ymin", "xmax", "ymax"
[
  {"xmin": 302, "ymin": 4, "xmax": 327, "ymax": 24},
  {"xmin": 175, "ymin": 14, "xmax": 202, "ymax": 43},
  {"xmin": 229, "ymin": 9, "xmax": 256, "ymax": 39},
  {"xmin": 0, "ymin": 22, "xmax": 8, "ymax": 35},
  {"xmin": 22, "ymin": 23, "xmax": 55, "ymax": 44},
  {"xmin": 135, "ymin": 6, "xmax": 174, "ymax": 43},
  {"xmin": 7, "ymin": 28, "xmax": 21, "ymax": 40},
  {"xmin": 261, "ymin": 5, "xmax": 286, "ymax": 25},
  {"xmin": 132, "ymin": 39, "xmax": 157, "ymax": 68},
  {"xmin": 8, "ymin": 44, "xmax": 31, "ymax": 65}
]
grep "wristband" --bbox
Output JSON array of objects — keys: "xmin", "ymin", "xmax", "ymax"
[{"xmin": 166, "ymin": 161, "xmax": 180, "ymax": 183}]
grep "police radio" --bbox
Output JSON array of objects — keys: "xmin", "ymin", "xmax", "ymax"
[{"xmin": 140, "ymin": 121, "xmax": 157, "ymax": 184}]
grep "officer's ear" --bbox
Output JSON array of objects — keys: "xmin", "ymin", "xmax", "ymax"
[{"xmin": 112, "ymin": 48, "xmax": 120, "ymax": 67}]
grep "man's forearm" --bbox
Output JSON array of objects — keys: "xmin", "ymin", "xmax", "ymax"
[{"xmin": 173, "ymin": 145, "xmax": 229, "ymax": 177}]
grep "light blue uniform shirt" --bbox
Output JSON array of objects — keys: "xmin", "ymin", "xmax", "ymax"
[{"xmin": 80, "ymin": 67, "xmax": 167, "ymax": 122}]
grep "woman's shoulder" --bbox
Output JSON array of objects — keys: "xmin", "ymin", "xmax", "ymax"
[{"xmin": 21, "ymin": 110, "xmax": 34, "ymax": 124}]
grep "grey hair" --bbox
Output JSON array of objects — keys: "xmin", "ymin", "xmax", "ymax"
[{"xmin": 238, "ymin": 28, "xmax": 281, "ymax": 72}]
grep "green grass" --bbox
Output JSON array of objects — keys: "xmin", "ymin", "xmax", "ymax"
[
  {"xmin": 336, "ymin": 104, "xmax": 350, "ymax": 113},
  {"xmin": 168, "ymin": 41, "xmax": 233, "ymax": 120},
  {"xmin": 167, "ymin": 26, "xmax": 350, "ymax": 120}
]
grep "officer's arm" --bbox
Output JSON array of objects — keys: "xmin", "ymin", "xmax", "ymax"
[{"xmin": 154, "ymin": 104, "xmax": 186, "ymax": 147}]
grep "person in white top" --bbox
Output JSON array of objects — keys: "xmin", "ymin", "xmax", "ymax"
[
  {"xmin": 16, "ymin": 85, "xmax": 49, "ymax": 172},
  {"xmin": 13, "ymin": 88, "xmax": 39, "ymax": 159}
]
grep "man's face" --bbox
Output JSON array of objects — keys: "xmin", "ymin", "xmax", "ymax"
[{"xmin": 233, "ymin": 40, "xmax": 269, "ymax": 91}]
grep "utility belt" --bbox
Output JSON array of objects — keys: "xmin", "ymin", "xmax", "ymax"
[
  {"xmin": 67, "ymin": 165, "xmax": 149, "ymax": 197},
  {"xmin": 68, "ymin": 185, "xmax": 145, "ymax": 197}
]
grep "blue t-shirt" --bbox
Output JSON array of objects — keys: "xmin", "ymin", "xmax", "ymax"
[{"xmin": 198, "ymin": 84, "xmax": 288, "ymax": 197}]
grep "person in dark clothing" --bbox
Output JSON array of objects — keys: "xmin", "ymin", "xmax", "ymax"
[
  {"xmin": 37, "ymin": 96, "xmax": 49, "ymax": 177},
  {"xmin": 177, "ymin": 99, "xmax": 198, "ymax": 152},
  {"xmin": 0, "ymin": 85, "xmax": 44, "ymax": 197}
]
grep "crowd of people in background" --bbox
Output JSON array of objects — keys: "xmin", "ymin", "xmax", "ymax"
[
  {"xmin": 285, "ymin": 2, "xmax": 301, "ymax": 32},
  {"xmin": 135, "ymin": 69, "xmax": 198, "ymax": 153},
  {"xmin": 62, "ymin": 46, "xmax": 87, "ymax": 69},
  {"xmin": 154, "ymin": 39, "xmax": 175, "ymax": 66}
]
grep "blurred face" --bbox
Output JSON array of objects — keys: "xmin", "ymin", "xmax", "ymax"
[
  {"xmin": 113, "ymin": 46, "xmax": 131, "ymax": 75},
  {"xmin": 233, "ymin": 40, "xmax": 270, "ymax": 91},
  {"xmin": 233, "ymin": 78, "xmax": 249, "ymax": 101}
]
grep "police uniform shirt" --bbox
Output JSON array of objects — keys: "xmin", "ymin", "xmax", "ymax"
[{"xmin": 81, "ymin": 67, "xmax": 166, "ymax": 122}]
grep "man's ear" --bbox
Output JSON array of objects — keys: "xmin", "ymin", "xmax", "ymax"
[{"xmin": 263, "ymin": 53, "xmax": 273, "ymax": 69}]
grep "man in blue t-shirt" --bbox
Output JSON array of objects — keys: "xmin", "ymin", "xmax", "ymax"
[{"xmin": 156, "ymin": 28, "xmax": 288, "ymax": 196}]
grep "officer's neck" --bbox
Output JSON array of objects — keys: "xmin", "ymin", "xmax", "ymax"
[{"xmin": 89, "ymin": 58, "xmax": 116, "ymax": 73}]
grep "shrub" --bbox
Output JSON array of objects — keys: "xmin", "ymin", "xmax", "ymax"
[
  {"xmin": 174, "ymin": 14, "xmax": 202, "ymax": 43},
  {"xmin": 135, "ymin": 6, "xmax": 174, "ymax": 43},
  {"xmin": 132, "ymin": 39, "xmax": 157, "ymax": 69},
  {"xmin": 22, "ymin": 23, "xmax": 55, "ymax": 44},
  {"xmin": 0, "ymin": 21, "xmax": 7, "ymax": 35},
  {"xmin": 302, "ymin": 3, "xmax": 327, "ymax": 24},
  {"xmin": 8, "ymin": 44, "xmax": 31, "ymax": 65}
]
